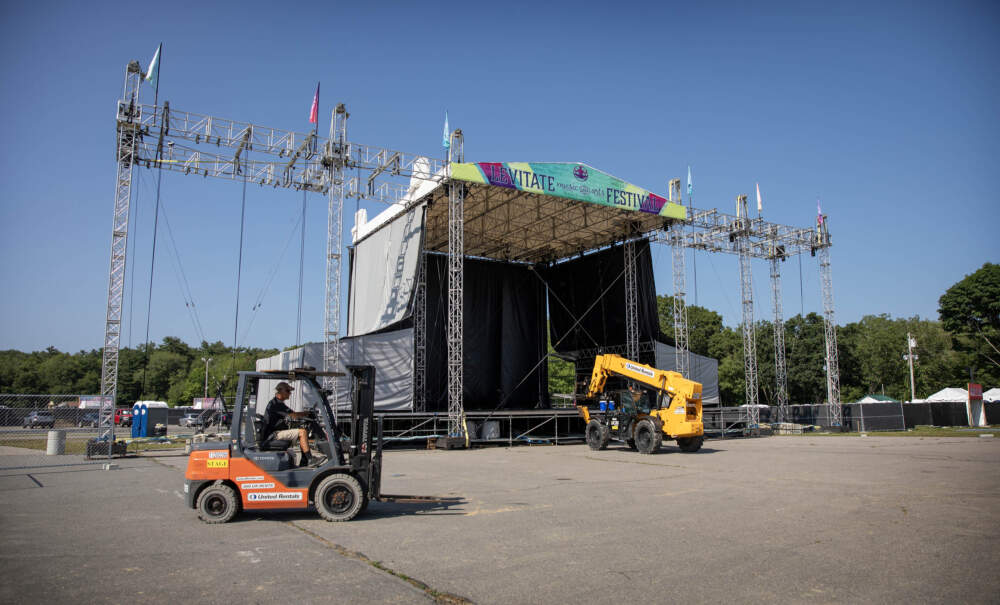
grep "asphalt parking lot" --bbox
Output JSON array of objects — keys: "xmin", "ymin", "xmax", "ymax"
[{"xmin": 1, "ymin": 435, "xmax": 998, "ymax": 604}]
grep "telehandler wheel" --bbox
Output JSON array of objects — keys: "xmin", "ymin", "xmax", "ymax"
[
  {"xmin": 626, "ymin": 439, "xmax": 637, "ymax": 451},
  {"xmin": 315, "ymin": 473, "xmax": 364, "ymax": 522},
  {"xmin": 634, "ymin": 418, "xmax": 661, "ymax": 454},
  {"xmin": 586, "ymin": 419, "xmax": 609, "ymax": 451},
  {"xmin": 677, "ymin": 435, "xmax": 704, "ymax": 453},
  {"xmin": 197, "ymin": 483, "xmax": 239, "ymax": 524}
]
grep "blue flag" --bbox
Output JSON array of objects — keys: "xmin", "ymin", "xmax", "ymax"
[
  {"xmin": 442, "ymin": 111, "xmax": 450, "ymax": 149},
  {"xmin": 687, "ymin": 166, "xmax": 693, "ymax": 196}
]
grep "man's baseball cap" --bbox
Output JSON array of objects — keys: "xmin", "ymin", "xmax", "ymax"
[{"xmin": 276, "ymin": 381, "xmax": 295, "ymax": 393}]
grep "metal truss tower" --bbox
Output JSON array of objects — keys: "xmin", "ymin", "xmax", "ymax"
[
  {"xmin": 323, "ymin": 105, "xmax": 347, "ymax": 399},
  {"xmin": 412, "ymin": 250, "xmax": 427, "ymax": 412},
  {"xmin": 668, "ymin": 179, "xmax": 690, "ymax": 377},
  {"xmin": 447, "ymin": 130, "xmax": 466, "ymax": 437},
  {"xmin": 734, "ymin": 195, "xmax": 760, "ymax": 428},
  {"xmin": 769, "ymin": 254, "xmax": 789, "ymax": 421},
  {"xmin": 98, "ymin": 61, "xmax": 143, "ymax": 451},
  {"xmin": 816, "ymin": 219, "xmax": 841, "ymax": 425},
  {"xmin": 623, "ymin": 238, "xmax": 639, "ymax": 361}
]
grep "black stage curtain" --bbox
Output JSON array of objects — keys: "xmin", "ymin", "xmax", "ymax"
[
  {"xmin": 424, "ymin": 255, "xmax": 548, "ymax": 411},
  {"xmin": 540, "ymin": 240, "xmax": 658, "ymax": 354}
]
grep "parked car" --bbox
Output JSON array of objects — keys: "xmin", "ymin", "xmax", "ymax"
[
  {"xmin": 179, "ymin": 413, "xmax": 203, "ymax": 428},
  {"xmin": 115, "ymin": 408, "xmax": 132, "ymax": 427},
  {"xmin": 23, "ymin": 411, "xmax": 55, "ymax": 429},
  {"xmin": 78, "ymin": 412, "xmax": 99, "ymax": 428}
]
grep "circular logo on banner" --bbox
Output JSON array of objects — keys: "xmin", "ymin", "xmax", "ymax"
[{"xmin": 573, "ymin": 165, "xmax": 589, "ymax": 181}]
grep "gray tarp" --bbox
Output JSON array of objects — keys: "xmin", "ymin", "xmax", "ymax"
[
  {"xmin": 348, "ymin": 204, "xmax": 425, "ymax": 336},
  {"xmin": 256, "ymin": 329, "xmax": 414, "ymax": 412},
  {"xmin": 654, "ymin": 341, "xmax": 720, "ymax": 404}
]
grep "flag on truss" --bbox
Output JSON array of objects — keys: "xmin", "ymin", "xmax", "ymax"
[
  {"xmin": 756, "ymin": 182, "xmax": 762, "ymax": 213},
  {"xmin": 309, "ymin": 82, "xmax": 320, "ymax": 124},
  {"xmin": 687, "ymin": 166, "xmax": 693, "ymax": 196},
  {"xmin": 817, "ymin": 200, "xmax": 823, "ymax": 225},
  {"xmin": 443, "ymin": 111, "xmax": 450, "ymax": 149},
  {"xmin": 145, "ymin": 43, "xmax": 161, "ymax": 90}
]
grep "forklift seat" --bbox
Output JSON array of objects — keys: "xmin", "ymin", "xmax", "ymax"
[{"xmin": 253, "ymin": 414, "xmax": 292, "ymax": 452}]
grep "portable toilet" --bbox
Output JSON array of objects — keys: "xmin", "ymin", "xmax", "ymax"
[
  {"xmin": 139, "ymin": 403, "xmax": 149, "ymax": 437},
  {"xmin": 131, "ymin": 402, "xmax": 142, "ymax": 438}
]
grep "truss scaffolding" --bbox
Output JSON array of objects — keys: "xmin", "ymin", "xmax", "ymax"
[{"xmin": 102, "ymin": 58, "xmax": 840, "ymax": 447}]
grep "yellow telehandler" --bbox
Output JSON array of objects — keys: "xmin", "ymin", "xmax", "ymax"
[{"xmin": 577, "ymin": 354, "xmax": 704, "ymax": 454}]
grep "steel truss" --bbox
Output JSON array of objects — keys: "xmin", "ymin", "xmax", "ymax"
[
  {"xmin": 769, "ymin": 255, "xmax": 789, "ymax": 422},
  {"xmin": 102, "ymin": 64, "xmax": 451, "ymax": 435},
  {"xmin": 413, "ymin": 250, "xmax": 427, "ymax": 413},
  {"xmin": 98, "ymin": 62, "xmax": 143, "ymax": 452},
  {"xmin": 623, "ymin": 239, "xmax": 639, "ymax": 361},
  {"xmin": 734, "ymin": 195, "xmax": 760, "ymax": 429},
  {"xmin": 323, "ymin": 104, "xmax": 347, "ymax": 399},
  {"xmin": 447, "ymin": 130, "xmax": 466, "ymax": 437},
  {"xmin": 817, "ymin": 220, "xmax": 841, "ymax": 425},
  {"xmin": 103, "ymin": 61, "xmax": 837, "ymax": 433}
]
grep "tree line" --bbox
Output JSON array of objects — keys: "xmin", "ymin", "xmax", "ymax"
[
  {"xmin": 0, "ymin": 338, "xmax": 278, "ymax": 406},
  {"xmin": 3, "ymin": 264, "xmax": 997, "ymax": 407},
  {"xmin": 549, "ymin": 262, "xmax": 999, "ymax": 404}
]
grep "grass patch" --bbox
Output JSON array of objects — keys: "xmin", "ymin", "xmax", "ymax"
[{"xmin": 3, "ymin": 436, "xmax": 186, "ymax": 454}]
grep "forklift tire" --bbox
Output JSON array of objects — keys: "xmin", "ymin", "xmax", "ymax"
[
  {"xmin": 634, "ymin": 418, "xmax": 661, "ymax": 455},
  {"xmin": 197, "ymin": 483, "xmax": 239, "ymax": 524},
  {"xmin": 586, "ymin": 420, "xmax": 609, "ymax": 451},
  {"xmin": 677, "ymin": 435, "xmax": 704, "ymax": 453},
  {"xmin": 315, "ymin": 474, "xmax": 364, "ymax": 522}
]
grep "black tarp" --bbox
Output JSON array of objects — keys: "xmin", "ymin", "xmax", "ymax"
[
  {"xmin": 423, "ymin": 254, "xmax": 548, "ymax": 411},
  {"xmin": 931, "ymin": 401, "xmax": 969, "ymax": 426},
  {"xmin": 903, "ymin": 403, "xmax": 932, "ymax": 428},
  {"xmin": 843, "ymin": 402, "xmax": 906, "ymax": 431},
  {"xmin": 986, "ymin": 402, "xmax": 1000, "ymax": 425},
  {"xmin": 541, "ymin": 240, "xmax": 659, "ymax": 354}
]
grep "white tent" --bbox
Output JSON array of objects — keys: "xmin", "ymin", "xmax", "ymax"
[
  {"xmin": 983, "ymin": 388, "xmax": 1000, "ymax": 403},
  {"xmin": 924, "ymin": 387, "xmax": 968, "ymax": 402}
]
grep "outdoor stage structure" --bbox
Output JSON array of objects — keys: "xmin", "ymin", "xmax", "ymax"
[{"xmin": 98, "ymin": 59, "xmax": 839, "ymax": 448}]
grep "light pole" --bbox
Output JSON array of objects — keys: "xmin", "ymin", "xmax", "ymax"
[{"xmin": 202, "ymin": 357, "xmax": 213, "ymax": 399}]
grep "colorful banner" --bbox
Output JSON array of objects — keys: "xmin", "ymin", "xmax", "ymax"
[{"xmin": 450, "ymin": 162, "xmax": 687, "ymax": 220}]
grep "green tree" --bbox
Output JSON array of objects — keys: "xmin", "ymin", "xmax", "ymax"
[
  {"xmin": 656, "ymin": 296, "xmax": 726, "ymax": 357},
  {"xmin": 938, "ymin": 263, "xmax": 1000, "ymax": 386}
]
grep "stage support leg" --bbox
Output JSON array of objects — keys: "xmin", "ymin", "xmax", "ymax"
[
  {"xmin": 323, "ymin": 104, "xmax": 348, "ymax": 406},
  {"xmin": 817, "ymin": 222, "xmax": 841, "ymax": 426},
  {"xmin": 446, "ymin": 130, "xmax": 466, "ymax": 438},
  {"xmin": 623, "ymin": 239, "xmax": 639, "ymax": 361},
  {"xmin": 770, "ymin": 255, "xmax": 789, "ymax": 423},
  {"xmin": 735, "ymin": 195, "xmax": 760, "ymax": 431},
  {"xmin": 99, "ymin": 62, "xmax": 143, "ymax": 457},
  {"xmin": 670, "ymin": 224, "xmax": 690, "ymax": 378}
]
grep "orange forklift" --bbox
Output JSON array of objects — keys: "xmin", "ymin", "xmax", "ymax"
[{"xmin": 184, "ymin": 365, "xmax": 393, "ymax": 523}]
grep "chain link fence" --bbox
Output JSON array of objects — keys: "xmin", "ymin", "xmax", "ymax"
[{"xmin": 0, "ymin": 394, "xmax": 238, "ymax": 469}]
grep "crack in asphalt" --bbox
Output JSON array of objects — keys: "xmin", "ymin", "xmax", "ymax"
[{"xmin": 287, "ymin": 521, "xmax": 474, "ymax": 605}]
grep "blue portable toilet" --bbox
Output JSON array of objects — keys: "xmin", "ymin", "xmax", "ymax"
[
  {"xmin": 131, "ymin": 402, "xmax": 141, "ymax": 438},
  {"xmin": 139, "ymin": 403, "xmax": 149, "ymax": 437}
]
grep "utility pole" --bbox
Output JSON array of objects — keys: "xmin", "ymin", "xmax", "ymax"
[
  {"xmin": 202, "ymin": 357, "xmax": 213, "ymax": 399},
  {"xmin": 905, "ymin": 334, "xmax": 916, "ymax": 402}
]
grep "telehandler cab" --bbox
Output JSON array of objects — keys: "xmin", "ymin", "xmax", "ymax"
[
  {"xmin": 184, "ymin": 365, "xmax": 430, "ymax": 523},
  {"xmin": 578, "ymin": 354, "xmax": 704, "ymax": 454}
]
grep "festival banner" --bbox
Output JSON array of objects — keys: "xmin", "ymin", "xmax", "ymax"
[{"xmin": 450, "ymin": 162, "xmax": 687, "ymax": 220}]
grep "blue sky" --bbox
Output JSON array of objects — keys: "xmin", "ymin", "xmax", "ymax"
[{"xmin": 1, "ymin": 0, "xmax": 997, "ymax": 353}]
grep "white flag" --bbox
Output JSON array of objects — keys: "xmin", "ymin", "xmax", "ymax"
[{"xmin": 755, "ymin": 182, "xmax": 762, "ymax": 213}]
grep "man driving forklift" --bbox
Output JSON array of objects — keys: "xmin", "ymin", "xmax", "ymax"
[{"xmin": 263, "ymin": 381, "xmax": 314, "ymax": 467}]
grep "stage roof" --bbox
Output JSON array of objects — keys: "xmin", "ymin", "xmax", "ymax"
[{"xmin": 414, "ymin": 162, "xmax": 686, "ymax": 263}]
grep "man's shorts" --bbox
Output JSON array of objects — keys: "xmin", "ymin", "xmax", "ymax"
[{"xmin": 272, "ymin": 428, "xmax": 301, "ymax": 442}]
